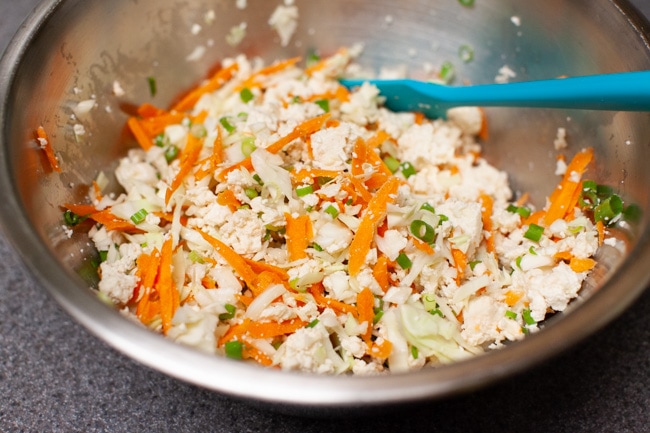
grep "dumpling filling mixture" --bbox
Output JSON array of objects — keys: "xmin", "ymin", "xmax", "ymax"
[{"xmin": 65, "ymin": 48, "xmax": 606, "ymax": 374}]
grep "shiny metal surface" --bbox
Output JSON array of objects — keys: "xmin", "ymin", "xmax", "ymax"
[{"xmin": 0, "ymin": 0, "xmax": 649, "ymax": 408}]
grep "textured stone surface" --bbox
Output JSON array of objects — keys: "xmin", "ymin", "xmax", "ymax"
[{"xmin": 1, "ymin": 2, "xmax": 649, "ymax": 432}]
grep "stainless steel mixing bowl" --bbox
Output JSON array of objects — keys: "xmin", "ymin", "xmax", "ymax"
[{"xmin": 1, "ymin": 0, "xmax": 649, "ymax": 409}]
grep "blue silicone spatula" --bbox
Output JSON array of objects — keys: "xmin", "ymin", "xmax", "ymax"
[{"xmin": 339, "ymin": 71, "xmax": 650, "ymax": 118}]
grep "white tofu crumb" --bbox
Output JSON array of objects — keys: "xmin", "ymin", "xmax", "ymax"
[
  {"xmin": 511, "ymin": 16, "xmax": 521, "ymax": 26},
  {"xmin": 236, "ymin": 0, "xmax": 247, "ymax": 9},
  {"xmin": 268, "ymin": 4, "xmax": 299, "ymax": 47},
  {"xmin": 554, "ymin": 127, "xmax": 568, "ymax": 150},
  {"xmin": 112, "ymin": 80, "xmax": 125, "ymax": 97},
  {"xmin": 191, "ymin": 23, "xmax": 202, "ymax": 35},
  {"xmin": 226, "ymin": 22, "xmax": 247, "ymax": 46},
  {"xmin": 495, "ymin": 65, "xmax": 517, "ymax": 84},
  {"xmin": 186, "ymin": 45, "xmax": 206, "ymax": 62}
]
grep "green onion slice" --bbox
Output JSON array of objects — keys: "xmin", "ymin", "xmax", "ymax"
[
  {"xmin": 241, "ymin": 136, "xmax": 257, "ymax": 157},
  {"xmin": 458, "ymin": 44, "xmax": 474, "ymax": 63},
  {"xmin": 410, "ymin": 219, "xmax": 435, "ymax": 243},
  {"xmin": 219, "ymin": 116, "xmax": 236, "ymax": 134},
  {"xmin": 240, "ymin": 87, "xmax": 254, "ymax": 103},
  {"xmin": 224, "ymin": 341, "xmax": 243, "ymax": 359},
  {"xmin": 219, "ymin": 304, "xmax": 237, "ymax": 321},
  {"xmin": 382, "ymin": 155, "xmax": 400, "ymax": 174},
  {"xmin": 400, "ymin": 161, "xmax": 417, "ymax": 178},
  {"xmin": 306, "ymin": 319, "xmax": 320, "ymax": 328},
  {"xmin": 524, "ymin": 223, "xmax": 544, "ymax": 242},
  {"xmin": 522, "ymin": 308, "xmax": 536, "ymax": 325},
  {"xmin": 325, "ymin": 204, "xmax": 339, "ymax": 219},
  {"xmin": 296, "ymin": 185, "xmax": 314, "ymax": 197},
  {"xmin": 147, "ymin": 76, "xmax": 157, "ymax": 97},
  {"xmin": 164, "ymin": 145, "xmax": 179, "ymax": 163},
  {"xmin": 505, "ymin": 310, "xmax": 517, "ymax": 320},
  {"xmin": 314, "ymin": 99, "xmax": 330, "ymax": 113},
  {"xmin": 130, "ymin": 208, "xmax": 148, "ymax": 225},
  {"xmin": 396, "ymin": 252, "xmax": 412, "ymax": 270},
  {"xmin": 507, "ymin": 204, "xmax": 532, "ymax": 218}
]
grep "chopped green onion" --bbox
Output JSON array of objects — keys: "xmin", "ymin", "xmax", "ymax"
[
  {"xmin": 345, "ymin": 198, "xmax": 354, "ymax": 206},
  {"xmin": 458, "ymin": 44, "xmax": 474, "ymax": 63},
  {"xmin": 306, "ymin": 319, "xmax": 320, "ymax": 328},
  {"xmin": 325, "ymin": 204, "xmax": 339, "ymax": 219},
  {"xmin": 147, "ymin": 76, "xmax": 157, "ymax": 97},
  {"xmin": 130, "ymin": 208, "xmax": 148, "ymax": 225},
  {"xmin": 400, "ymin": 161, "xmax": 417, "ymax": 178},
  {"xmin": 63, "ymin": 210, "xmax": 83, "ymax": 226},
  {"xmin": 469, "ymin": 260, "xmax": 482, "ymax": 271},
  {"xmin": 382, "ymin": 155, "xmax": 400, "ymax": 173},
  {"xmin": 373, "ymin": 309, "xmax": 384, "ymax": 324},
  {"xmin": 244, "ymin": 188, "xmax": 258, "ymax": 199},
  {"xmin": 99, "ymin": 250, "xmax": 108, "ymax": 262},
  {"xmin": 422, "ymin": 294, "xmax": 437, "ymax": 311},
  {"xmin": 164, "ymin": 145, "xmax": 179, "ymax": 162},
  {"xmin": 458, "ymin": 0, "xmax": 475, "ymax": 6},
  {"xmin": 396, "ymin": 252, "xmax": 412, "ymax": 270},
  {"xmin": 505, "ymin": 310, "xmax": 517, "ymax": 320},
  {"xmin": 224, "ymin": 341, "xmax": 243, "ymax": 359},
  {"xmin": 594, "ymin": 194, "xmax": 623, "ymax": 225},
  {"xmin": 528, "ymin": 246, "xmax": 537, "ymax": 255},
  {"xmin": 314, "ymin": 99, "xmax": 330, "ymax": 113},
  {"xmin": 421, "ymin": 203, "xmax": 436, "ymax": 213},
  {"xmin": 219, "ymin": 304, "xmax": 237, "ymax": 321},
  {"xmin": 188, "ymin": 250, "xmax": 205, "ymax": 264},
  {"xmin": 507, "ymin": 204, "xmax": 532, "ymax": 218},
  {"xmin": 524, "ymin": 223, "xmax": 544, "ymax": 242},
  {"xmin": 219, "ymin": 116, "xmax": 236, "ymax": 134},
  {"xmin": 411, "ymin": 345, "xmax": 419, "ymax": 359},
  {"xmin": 438, "ymin": 214, "xmax": 449, "ymax": 225},
  {"xmin": 306, "ymin": 51, "xmax": 321, "ymax": 67},
  {"xmin": 430, "ymin": 308, "xmax": 444, "ymax": 317},
  {"xmin": 154, "ymin": 133, "xmax": 168, "ymax": 148},
  {"xmin": 522, "ymin": 308, "xmax": 536, "ymax": 325},
  {"xmin": 312, "ymin": 243, "xmax": 324, "ymax": 252},
  {"xmin": 410, "ymin": 219, "xmax": 435, "ymax": 243},
  {"xmin": 623, "ymin": 203, "xmax": 642, "ymax": 223},
  {"xmin": 252, "ymin": 174, "xmax": 263, "ymax": 185},
  {"xmin": 296, "ymin": 185, "xmax": 314, "ymax": 197},
  {"xmin": 292, "ymin": 95, "xmax": 302, "ymax": 104},
  {"xmin": 439, "ymin": 61, "xmax": 455, "ymax": 83},
  {"xmin": 240, "ymin": 87, "xmax": 254, "ymax": 103},
  {"xmin": 515, "ymin": 255, "xmax": 523, "ymax": 269},
  {"xmin": 241, "ymin": 136, "xmax": 257, "ymax": 157}
]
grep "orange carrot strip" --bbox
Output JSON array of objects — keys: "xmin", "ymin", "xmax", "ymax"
[
  {"xmin": 569, "ymin": 257, "xmax": 597, "ymax": 273},
  {"xmin": 250, "ymin": 271, "xmax": 285, "ymax": 297},
  {"xmin": 596, "ymin": 220, "xmax": 605, "ymax": 246},
  {"xmin": 243, "ymin": 258, "xmax": 290, "ymax": 281},
  {"xmin": 356, "ymin": 287, "xmax": 375, "ymax": 344},
  {"xmin": 241, "ymin": 342, "xmax": 274, "ymax": 367},
  {"xmin": 451, "ymin": 248, "xmax": 468, "ymax": 286},
  {"xmin": 248, "ymin": 318, "xmax": 308, "ymax": 339},
  {"xmin": 218, "ymin": 113, "xmax": 331, "ymax": 181},
  {"xmin": 369, "ymin": 339, "xmax": 393, "ymax": 359},
  {"xmin": 172, "ymin": 63, "xmax": 239, "ymax": 112},
  {"xmin": 165, "ymin": 132, "xmax": 204, "ymax": 203},
  {"xmin": 237, "ymin": 294, "xmax": 254, "ymax": 307},
  {"xmin": 197, "ymin": 229, "xmax": 258, "ymax": 290},
  {"xmin": 504, "ymin": 289, "xmax": 523, "ymax": 307},
  {"xmin": 127, "ymin": 117, "xmax": 154, "ymax": 151},
  {"xmin": 89, "ymin": 208, "xmax": 141, "ymax": 232},
  {"xmin": 372, "ymin": 256, "xmax": 390, "ymax": 293},
  {"xmin": 553, "ymin": 251, "xmax": 573, "ymax": 262},
  {"xmin": 35, "ymin": 126, "xmax": 61, "ymax": 172},
  {"xmin": 411, "ymin": 237, "xmax": 435, "ymax": 255},
  {"xmin": 218, "ymin": 318, "xmax": 251, "ymax": 346},
  {"xmin": 524, "ymin": 210, "xmax": 545, "ymax": 226},
  {"xmin": 348, "ymin": 177, "xmax": 400, "ymax": 276},
  {"xmin": 478, "ymin": 107, "xmax": 489, "ymax": 141},
  {"xmin": 309, "ymin": 283, "xmax": 358, "ymax": 318},
  {"xmin": 543, "ymin": 147, "xmax": 594, "ymax": 226},
  {"xmin": 157, "ymin": 236, "xmax": 179, "ymax": 334},
  {"xmin": 63, "ymin": 203, "xmax": 98, "ymax": 216},
  {"xmin": 135, "ymin": 250, "xmax": 162, "ymax": 322},
  {"xmin": 285, "ymin": 213, "xmax": 312, "ymax": 261},
  {"xmin": 291, "ymin": 168, "xmax": 340, "ymax": 184},
  {"xmin": 479, "ymin": 193, "xmax": 496, "ymax": 253},
  {"xmin": 139, "ymin": 112, "xmax": 186, "ymax": 137},
  {"xmin": 137, "ymin": 103, "xmax": 167, "ymax": 118},
  {"xmin": 236, "ymin": 57, "xmax": 301, "ymax": 91},
  {"xmin": 348, "ymin": 174, "xmax": 373, "ymax": 204},
  {"xmin": 217, "ymin": 190, "xmax": 241, "ymax": 212}
]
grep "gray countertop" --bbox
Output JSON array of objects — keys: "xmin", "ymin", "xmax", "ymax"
[{"xmin": 1, "ymin": 1, "xmax": 649, "ymax": 432}]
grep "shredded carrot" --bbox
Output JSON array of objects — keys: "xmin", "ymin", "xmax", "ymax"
[
  {"xmin": 218, "ymin": 318, "xmax": 251, "ymax": 346},
  {"xmin": 91, "ymin": 181, "xmax": 103, "ymax": 202},
  {"xmin": 347, "ymin": 174, "xmax": 373, "ymax": 205},
  {"xmin": 216, "ymin": 190, "xmax": 241, "ymax": 212},
  {"xmin": 305, "ymin": 48, "xmax": 347, "ymax": 76},
  {"xmin": 217, "ymin": 113, "xmax": 331, "ymax": 181},
  {"xmin": 451, "ymin": 248, "xmax": 467, "ymax": 286},
  {"xmin": 411, "ymin": 237, "xmax": 435, "ymax": 255},
  {"xmin": 237, "ymin": 294, "xmax": 254, "ymax": 307},
  {"xmin": 372, "ymin": 256, "xmax": 390, "ymax": 293},
  {"xmin": 356, "ymin": 287, "xmax": 375, "ymax": 343},
  {"xmin": 135, "ymin": 250, "xmax": 162, "ymax": 323},
  {"xmin": 250, "ymin": 271, "xmax": 285, "ymax": 297},
  {"xmin": 478, "ymin": 107, "xmax": 489, "ymax": 141},
  {"xmin": 35, "ymin": 126, "xmax": 61, "ymax": 172},
  {"xmin": 309, "ymin": 283, "xmax": 358, "ymax": 318},
  {"xmin": 89, "ymin": 208, "xmax": 141, "ymax": 232},
  {"xmin": 197, "ymin": 229, "xmax": 259, "ymax": 290},
  {"xmin": 285, "ymin": 213, "xmax": 312, "ymax": 261},
  {"xmin": 524, "ymin": 210, "xmax": 545, "ymax": 226},
  {"xmin": 139, "ymin": 112, "xmax": 186, "ymax": 137},
  {"xmin": 201, "ymin": 275, "xmax": 217, "ymax": 289},
  {"xmin": 504, "ymin": 289, "xmax": 523, "ymax": 307},
  {"xmin": 369, "ymin": 339, "xmax": 393, "ymax": 359},
  {"xmin": 237, "ymin": 57, "xmax": 301, "ymax": 90},
  {"xmin": 165, "ymin": 132, "xmax": 204, "ymax": 203},
  {"xmin": 543, "ymin": 147, "xmax": 594, "ymax": 226},
  {"xmin": 569, "ymin": 257, "xmax": 597, "ymax": 273},
  {"xmin": 515, "ymin": 192, "xmax": 530, "ymax": 207},
  {"xmin": 348, "ymin": 176, "xmax": 400, "ymax": 276},
  {"xmin": 137, "ymin": 103, "xmax": 167, "ymax": 118},
  {"xmin": 195, "ymin": 127, "xmax": 224, "ymax": 181},
  {"xmin": 479, "ymin": 193, "xmax": 496, "ymax": 253},
  {"xmin": 248, "ymin": 318, "xmax": 308, "ymax": 339},
  {"xmin": 243, "ymin": 258, "xmax": 290, "ymax": 281},
  {"xmin": 156, "ymin": 236, "xmax": 179, "ymax": 334},
  {"xmin": 171, "ymin": 63, "xmax": 239, "ymax": 112},
  {"xmin": 553, "ymin": 251, "xmax": 574, "ymax": 262},
  {"xmin": 241, "ymin": 342, "xmax": 275, "ymax": 366},
  {"xmin": 596, "ymin": 220, "xmax": 605, "ymax": 246},
  {"xmin": 291, "ymin": 168, "xmax": 340, "ymax": 184},
  {"xmin": 63, "ymin": 203, "xmax": 98, "ymax": 217},
  {"xmin": 127, "ymin": 117, "xmax": 154, "ymax": 151}
]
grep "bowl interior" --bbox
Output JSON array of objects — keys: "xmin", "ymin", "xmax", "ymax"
[{"xmin": 1, "ymin": 0, "xmax": 649, "ymax": 406}]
